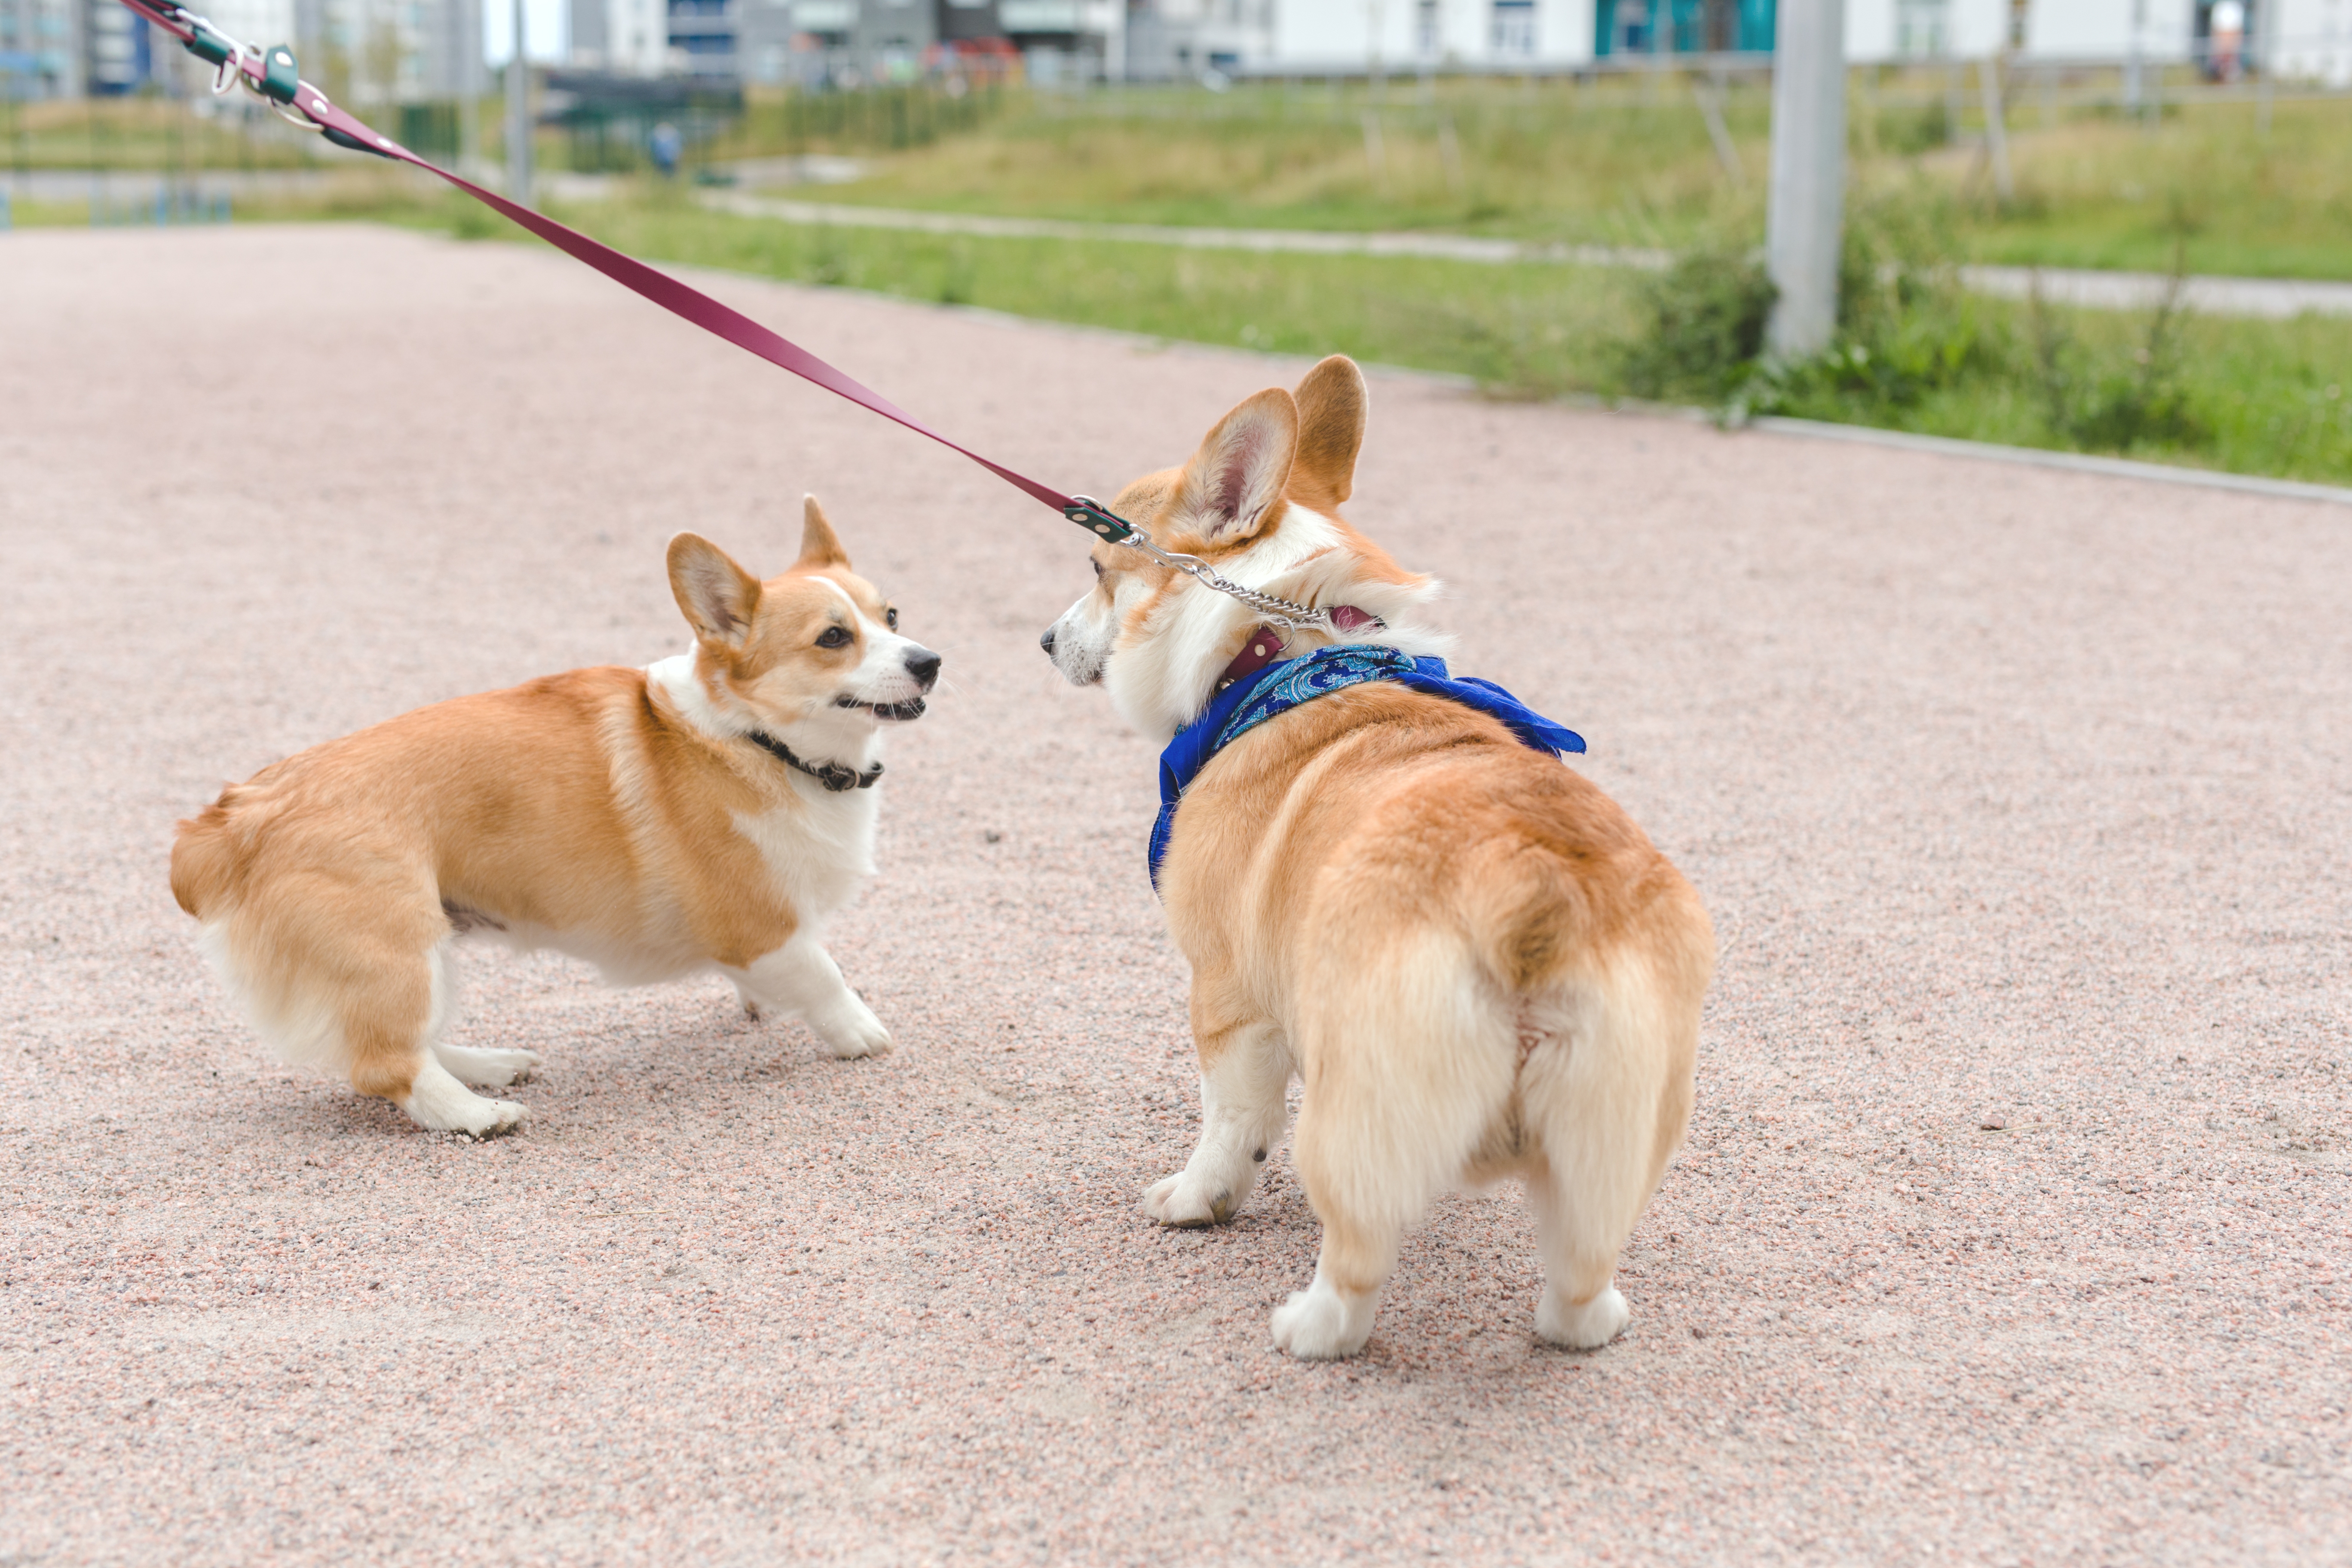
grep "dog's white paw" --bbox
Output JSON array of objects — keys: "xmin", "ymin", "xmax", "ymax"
[
  {"xmin": 407, "ymin": 1091, "xmax": 528, "ymax": 1138},
  {"xmin": 403, "ymin": 1059, "xmax": 529, "ymax": 1137},
  {"xmin": 813, "ymin": 997, "xmax": 894, "ymax": 1060},
  {"xmin": 1270, "ymin": 1280, "xmax": 1375, "ymax": 1360},
  {"xmin": 434, "ymin": 1045, "xmax": 541, "ymax": 1088},
  {"xmin": 1536, "ymin": 1284, "xmax": 1629, "ymax": 1350},
  {"xmin": 1142, "ymin": 1172, "xmax": 1233, "ymax": 1228}
]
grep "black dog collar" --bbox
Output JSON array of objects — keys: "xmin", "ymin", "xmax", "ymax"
[{"xmin": 747, "ymin": 731, "xmax": 884, "ymax": 792}]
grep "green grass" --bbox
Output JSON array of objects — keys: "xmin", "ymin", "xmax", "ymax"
[
  {"xmin": 720, "ymin": 77, "xmax": 1769, "ymax": 248},
  {"xmin": 413, "ymin": 183, "xmax": 1640, "ymax": 392},
  {"xmin": 1924, "ymin": 98, "xmax": 2352, "ymax": 280},
  {"xmin": 21, "ymin": 110, "xmax": 2346, "ymax": 488},
  {"xmin": 352, "ymin": 186, "xmax": 2350, "ymax": 487},
  {"xmin": 1, "ymin": 94, "xmax": 325, "ymax": 172},
  {"xmin": 1764, "ymin": 305, "xmax": 2352, "ymax": 481},
  {"xmin": 714, "ymin": 75, "xmax": 2352, "ymax": 282},
  {"xmin": 17, "ymin": 74, "xmax": 2352, "ymax": 279}
]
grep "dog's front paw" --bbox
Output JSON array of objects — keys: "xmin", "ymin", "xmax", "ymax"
[
  {"xmin": 813, "ymin": 997, "xmax": 894, "ymax": 1060},
  {"xmin": 1536, "ymin": 1284, "xmax": 1629, "ymax": 1350},
  {"xmin": 1270, "ymin": 1280, "xmax": 1375, "ymax": 1360},
  {"xmin": 1142, "ymin": 1172, "xmax": 1233, "ymax": 1228}
]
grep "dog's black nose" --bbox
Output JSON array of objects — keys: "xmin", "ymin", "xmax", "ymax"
[
  {"xmin": 903, "ymin": 646, "xmax": 942, "ymax": 687},
  {"xmin": 1039, "ymin": 627, "xmax": 1057, "ymax": 657}
]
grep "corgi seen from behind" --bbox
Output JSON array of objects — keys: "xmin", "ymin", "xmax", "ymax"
[
  {"xmin": 1042, "ymin": 357, "xmax": 1714, "ymax": 1358},
  {"xmin": 171, "ymin": 499, "xmax": 937, "ymax": 1136}
]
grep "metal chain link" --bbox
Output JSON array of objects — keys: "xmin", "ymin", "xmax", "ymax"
[{"xmin": 1064, "ymin": 496, "xmax": 1341, "ymax": 634}]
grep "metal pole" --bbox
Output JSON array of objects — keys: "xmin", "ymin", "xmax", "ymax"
[
  {"xmin": 505, "ymin": 0, "xmax": 533, "ymax": 207},
  {"xmin": 2256, "ymin": 0, "xmax": 2274, "ymax": 136},
  {"xmin": 459, "ymin": 0, "xmax": 482, "ymax": 178},
  {"xmin": 1764, "ymin": 0, "xmax": 1845, "ymax": 362},
  {"xmin": 2124, "ymin": 0, "xmax": 2144, "ymax": 118},
  {"xmin": 1978, "ymin": 52, "xmax": 2012, "ymax": 204}
]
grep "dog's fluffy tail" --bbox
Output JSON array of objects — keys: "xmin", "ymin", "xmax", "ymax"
[{"xmin": 169, "ymin": 790, "xmax": 246, "ymax": 922}]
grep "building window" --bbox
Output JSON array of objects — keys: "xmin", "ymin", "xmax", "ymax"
[
  {"xmin": 1492, "ymin": 0, "xmax": 1533, "ymax": 55},
  {"xmin": 1895, "ymin": 0, "xmax": 1947, "ymax": 58}
]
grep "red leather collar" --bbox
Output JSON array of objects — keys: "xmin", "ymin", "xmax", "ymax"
[
  {"xmin": 1213, "ymin": 606, "xmax": 1382, "ymax": 692},
  {"xmin": 1215, "ymin": 627, "xmax": 1289, "ymax": 692}
]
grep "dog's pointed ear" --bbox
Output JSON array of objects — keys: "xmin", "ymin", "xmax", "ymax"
[
  {"xmin": 1289, "ymin": 355, "xmax": 1367, "ymax": 510},
  {"xmin": 1167, "ymin": 388, "xmax": 1298, "ymax": 545},
  {"xmin": 796, "ymin": 494, "xmax": 852, "ymax": 570},
  {"xmin": 668, "ymin": 532, "xmax": 763, "ymax": 650}
]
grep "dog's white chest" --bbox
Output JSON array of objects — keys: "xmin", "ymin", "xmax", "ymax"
[{"xmin": 732, "ymin": 786, "xmax": 879, "ymax": 919}]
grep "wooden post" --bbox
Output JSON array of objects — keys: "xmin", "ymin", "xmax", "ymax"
[{"xmin": 1765, "ymin": 0, "xmax": 1846, "ymax": 361}]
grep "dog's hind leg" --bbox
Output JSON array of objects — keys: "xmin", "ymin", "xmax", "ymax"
[
  {"xmin": 1526, "ymin": 1170, "xmax": 1632, "ymax": 1349},
  {"xmin": 220, "ymin": 881, "xmax": 527, "ymax": 1137},
  {"xmin": 347, "ymin": 939, "xmax": 527, "ymax": 1137},
  {"xmin": 1142, "ymin": 1001, "xmax": 1290, "ymax": 1228},
  {"xmin": 1519, "ymin": 960, "xmax": 1701, "ymax": 1350},
  {"xmin": 1271, "ymin": 939, "xmax": 1515, "ymax": 1359}
]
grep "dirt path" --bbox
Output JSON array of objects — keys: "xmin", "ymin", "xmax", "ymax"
[{"xmin": 1, "ymin": 224, "xmax": 2346, "ymax": 1565}]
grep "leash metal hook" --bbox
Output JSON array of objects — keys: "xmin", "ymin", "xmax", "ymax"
[{"xmin": 1066, "ymin": 495, "xmax": 1343, "ymax": 634}]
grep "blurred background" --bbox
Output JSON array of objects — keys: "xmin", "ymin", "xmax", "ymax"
[{"xmin": 4, "ymin": 0, "xmax": 2347, "ymax": 484}]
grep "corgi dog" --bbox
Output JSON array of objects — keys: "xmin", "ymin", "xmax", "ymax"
[
  {"xmin": 171, "ymin": 499, "xmax": 937, "ymax": 1136},
  {"xmin": 1042, "ymin": 357, "xmax": 1713, "ymax": 1358}
]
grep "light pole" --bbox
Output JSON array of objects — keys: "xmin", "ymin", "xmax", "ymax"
[
  {"xmin": 505, "ymin": 0, "xmax": 533, "ymax": 208},
  {"xmin": 459, "ymin": 0, "xmax": 482, "ymax": 179},
  {"xmin": 1764, "ymin": 0, "xmax": 1846, "ymax": 363}
]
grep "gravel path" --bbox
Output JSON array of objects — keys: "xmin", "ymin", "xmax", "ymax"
[{"xmin": 3, "ymin": 224, "xmax": 2347, "ymax": 1565}]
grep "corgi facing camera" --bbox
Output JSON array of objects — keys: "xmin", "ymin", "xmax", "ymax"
[
  {"xmin": 1042, "ymin": 357, "xmax": 1713, "ymax": 1359},
  {"xmin": 171, "ymin": 498, "xmax": 937, "ymax": 1136}
]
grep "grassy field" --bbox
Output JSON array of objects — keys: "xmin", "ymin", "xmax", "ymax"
[
  {"xmin": 312, "ymin": 181, "xmax": 2345, "ymax": 487},
  {"xmin": 2, "ymin": 94, "xmax": 323, "ymax": 171},
  {"xmin": 709, "ymin": 75, "xmax": 2352, "ymax": 282},
  {"xmin": 15, "ymin": 77, "xmax": 2349, "ymax": 487},
  {"xmin": 16, "ymin": 74, "xmax": 2352, "ymax": 278}
]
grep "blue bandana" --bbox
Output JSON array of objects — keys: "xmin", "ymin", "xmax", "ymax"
[{"xmin": 1149, "ymin": 644, "xmax": 1586, "ymax": 889}]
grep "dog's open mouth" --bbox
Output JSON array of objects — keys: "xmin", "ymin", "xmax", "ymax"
[{"xmin": 834, "ymin": 696, "xmax": 928, "ymax": 722}]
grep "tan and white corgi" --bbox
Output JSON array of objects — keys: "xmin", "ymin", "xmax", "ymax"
[
  {"xmin": 1042, "ymin": 357, "xmax": 1713, "ymax": 1358},
  {"xmin": 171, "ymin": 499, "xmax": 937, "ymax": 1136}
]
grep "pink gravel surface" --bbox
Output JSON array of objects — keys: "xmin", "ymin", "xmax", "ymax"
[{"xmin": 1, "ymin": 225, "xmax": 2347, "ymax": 1565}]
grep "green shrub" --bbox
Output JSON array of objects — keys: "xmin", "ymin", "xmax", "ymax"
[
  {"xmin": 1612, "ymin": 244, "xmax": 1776, "ymax": 401},
  {"xmin": 1755, "ymin": 193, "xmax": 2004, "ymax": 414}
]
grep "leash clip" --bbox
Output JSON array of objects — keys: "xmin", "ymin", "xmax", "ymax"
[
  {"xmin": 1063, "ymin": 496, "xmax": 1339, "ymax": 631},
  {"xmin": 1062, "ymin": 495, "xmax": 1136, "ymax": 544}
]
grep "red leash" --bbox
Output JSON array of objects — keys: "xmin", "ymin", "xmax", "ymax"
[{"xmin": 116, "ymin": 0, "xmax": 1144, "ymax": 543}]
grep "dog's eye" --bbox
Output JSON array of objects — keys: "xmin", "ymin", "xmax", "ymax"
[
  {"xmin": 885, "ymin": 607, "xmax": 899, "ymax": 630},
  {"xmin": 815, "ymin": 625, "xmax": 852, "ymax": 649},
  {"xmin": 1091, "ymin": 559, "xmax": 1103, "ymax": 580}
]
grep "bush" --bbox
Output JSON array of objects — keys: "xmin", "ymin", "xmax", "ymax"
[
  {"xmin": 1612, "ymin": 244, "xmax": 1776, "ymax": 402},
  {"xmin": 1755, "ymin": 193, "xmax": 2003, "ymax": 415},
  {"xmin": 2027, "ymin": 275, "xmax": 2207, "ymax": 452}
]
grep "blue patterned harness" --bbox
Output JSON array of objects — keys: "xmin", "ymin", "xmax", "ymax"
[{"xmin": 1149, "ymin": 644, "xmax": 1586, "ymax": 890}]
